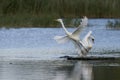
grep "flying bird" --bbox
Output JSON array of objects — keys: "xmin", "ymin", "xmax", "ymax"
[{"xmin": 54, "ymin": 16, "xmax": 94, "ymax": 56}]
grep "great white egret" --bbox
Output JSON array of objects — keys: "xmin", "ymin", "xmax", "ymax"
[{"xmin": 54, "ymin": 16, "xmax": 94, "ymax": 56}]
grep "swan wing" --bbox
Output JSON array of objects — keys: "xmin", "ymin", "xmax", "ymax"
[
  {"xmin": 72, "ymin": 40, "xmax": 83, "ymax": 50},
  {"xmin": 71, "ymin": 40, "xmax": 86, "ymax": 56},
  {"xmin": 72, "ymin": 16, "xmax": 88, "ymax": 38},
  {"xmin": 54, "ymin": 35, "xmax": 70, "ymax": 44},
  {"xmin": 80, "ymin": 16, "xmax": 88, "ymax": 26},
  {"xmin": 72, "ymin": 25, "xmax": 84, "ymax": 37}
]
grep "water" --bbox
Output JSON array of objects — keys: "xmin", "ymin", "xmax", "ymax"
[
  {"xmin": 0, "ymin": 60, "xmax": 120, "ymax": 80},
  {"xmin": 0, "ymin": 19, "xmax": 120, "ymax": 80}
]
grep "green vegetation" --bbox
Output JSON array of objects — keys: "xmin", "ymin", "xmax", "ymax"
[
  {"xmin": 106, "ymin": 19, "xmax": 120, "ymax": 29},
  {"xmin": 0, "ymin": 0, "xmax": 120, "ymax": 27},
  {"xmin": 0, "ymin": 14, "xmax": 58, "ymax": 28}
]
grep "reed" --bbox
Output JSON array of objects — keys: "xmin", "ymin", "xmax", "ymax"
[
  {"xmin": 106, "ymin": 19, "xmax": 120, "ymax": 29},
  {"xmin": 0, "ymin": 14, "xmax": 59, "ymax": 28},
  {"xmin": 0, "ymin": 0, "xmax": 120, "ymax": 27}
]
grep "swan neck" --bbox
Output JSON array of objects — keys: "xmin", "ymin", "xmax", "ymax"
[{"xmin": 60, "ymin": 21, "xmax": 69, "ymax": 34}]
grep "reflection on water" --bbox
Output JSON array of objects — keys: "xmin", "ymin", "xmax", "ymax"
[
  {"xmin": 0, "ymin": 60, "xmax": 120, "ymax": 80},
  {"xmin": 71, "ymin": 61, "xmax": 93, "ymax": 80},
  {"xmin": 54, "ymin": 61, "xmax": 93, "ymax": 80}
]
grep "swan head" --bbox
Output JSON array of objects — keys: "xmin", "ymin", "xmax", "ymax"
[
  {"xmin": 89, "ymin": 33, "xmax": 95, "ymax": 43},
  {"xmin": 90, "ymin": 35, "xmax": 95, "ymax": 43},
  {"xmin": 56, "ymin": 19, "xmax": 63, "ymax": 23},
  {"xmin": 87, "ymin": 31, "xmax": 95, "ymax": 43}
]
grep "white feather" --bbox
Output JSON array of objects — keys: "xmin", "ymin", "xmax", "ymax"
[
  {"xmin": 80, "ymin": 16, "xmax": 88, "ymax": 26},
  {"xmin": 54, "ymin": 36, "xmax": 70, "ymax": 44},
  {"xmin": 72, "ymin": 16, "xmax": 88, "ymax": 40},
  {"xmin": 54, "ymin": 16, "xmax": 94, "ymax": 56}
]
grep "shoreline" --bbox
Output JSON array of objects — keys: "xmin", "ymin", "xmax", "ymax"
[{"xmin": 0, "ymin": 16, "xmax": 119, "ymax": 28}]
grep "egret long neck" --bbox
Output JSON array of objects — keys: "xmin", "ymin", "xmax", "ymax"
[{"xmin": 60, "ymin": 21, "xmax": 69, "ymax": 34}]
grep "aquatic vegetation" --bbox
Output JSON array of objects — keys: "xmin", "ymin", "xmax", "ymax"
[
  {"xmin": 0, "ymin": 14, "xmax": 58, "ymax": 28},
  {"xmin": 0, "ymin": 0, "xmax": 120, "ymax": 27},
  {"xmin": 0, "ymin": 0, "xmax": 120, "ymax": 17},
  {"xmin": 106, "ymin": 19, "xmax": 120, "ymax": 29}
]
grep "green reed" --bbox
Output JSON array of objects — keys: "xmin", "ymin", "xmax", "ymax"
[
  {"xmin": 0, "ymin": 0, "xmax": 120, "ymax": 27},
  {"xmin": 106, "ymin": 19, "xmax": 120, "ymax": 29}
]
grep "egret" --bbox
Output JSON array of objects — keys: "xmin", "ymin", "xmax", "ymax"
[{"xmin": 54, "ymin": 16, "xmax": 94, "ymax": 56}]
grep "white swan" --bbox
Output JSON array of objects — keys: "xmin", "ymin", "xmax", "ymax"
[
  {"xmin": 78, "ymin": 31, "xmax": 94, "ymax": 56},
  {"xmin": 54, "ymin": 16, "xmax": 94, "ymax": 56}
]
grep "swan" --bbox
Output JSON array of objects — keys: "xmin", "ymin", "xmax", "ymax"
[
  {"xmin": 77, "ymin": 31, "xmax": 94, "ymax": 56},
  {"xmin": 54, "ymin": 16, "xmax": 94, "ymax": 56}
]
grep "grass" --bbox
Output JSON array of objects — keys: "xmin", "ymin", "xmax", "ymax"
[
  {"xmin": 0, "ymin": 0, "xmax": 120, "ymax": 27},
  {"xmin": 0, "ymin": 14, "xmax": 59, "ymax": 28}
]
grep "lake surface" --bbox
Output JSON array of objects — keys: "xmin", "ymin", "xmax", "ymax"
[{"xmin": 0, "ymin": 19, "xmax": 120, "ymax": 80}]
